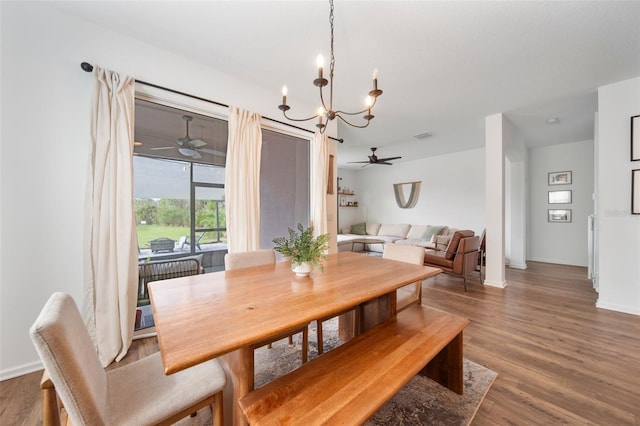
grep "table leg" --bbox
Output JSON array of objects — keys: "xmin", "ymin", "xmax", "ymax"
[
  {"xmin": 219, "ymin": 346, "xmax": 254, "ymax": 426},
  {"xmin": 338, "ymin": 292, "xmax": 397, "ymax": 340}
]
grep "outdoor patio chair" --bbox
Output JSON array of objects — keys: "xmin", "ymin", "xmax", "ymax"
[{"xmin": 179, "ymin": 232, "xmax": 205, "ymax": 250}]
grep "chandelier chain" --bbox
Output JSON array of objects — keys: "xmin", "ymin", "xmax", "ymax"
[{"xmin": 329, "ymin": 0, "xmax": 335, "ymax": 81}]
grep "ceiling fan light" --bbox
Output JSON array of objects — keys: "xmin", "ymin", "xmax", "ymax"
[{"xmin": 178, "ymin": 147, "xmax": 196, "ymax": 157}]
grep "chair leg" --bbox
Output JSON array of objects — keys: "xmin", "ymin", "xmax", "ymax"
[
  {"xmin": 41, "ymin": 371, "xmax": 61, "ymax": 426},
  {"xmin": 288, "ymin": 335, "xmax": 293, "ymax": 345},
  {"xmin": 462, "ymin": 257, "xmax": 468, "ymax": 292},
  {"xmin": 317, "ymin": 319, "xmax": 324, "ymax": 355},
  {"xmin": 213, "ymin": 391, "xmax": 224, "ymax": 426},
  {"xmin": 301, "ymin": 328, "xmax": 308, "ymax": 363}
]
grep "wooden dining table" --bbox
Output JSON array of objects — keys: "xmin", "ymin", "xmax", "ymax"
[{"xmin": 149, "ymin": 251, "xmax": 441, "ymax": 426}]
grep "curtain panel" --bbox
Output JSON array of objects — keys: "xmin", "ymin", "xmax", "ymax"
[
  {"xmin": 310, "ymin": 132, "xmax": 329, "ymax": 237},
  {"xmin": 83, "ymin": 66, "xmax": 138, "ymax": 367},
  {"xmin": 225, "ymin": 106, "xmax": 263, "ymax": 253}
]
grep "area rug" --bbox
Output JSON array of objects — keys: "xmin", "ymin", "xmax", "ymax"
[{"xmin": 178, "ymin": 318, "xmax": 497, "ymax": 425}]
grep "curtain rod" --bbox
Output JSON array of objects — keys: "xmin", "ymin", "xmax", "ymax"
[{"xmin": 80, "ymin": 62, "xmax": 343, "ymax": 143}]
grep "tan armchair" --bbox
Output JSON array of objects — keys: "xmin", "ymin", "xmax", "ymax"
[
  {"xmin": 423, "ymin": 230, "xmax": 480, "ymax": 291},
  {"xmin": 30, "ymin": 293, "xmax": 225, "ymax": 426}
]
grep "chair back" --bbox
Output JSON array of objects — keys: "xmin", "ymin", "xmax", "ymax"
[
  {"xmin": 137, "ymin": 257, "xmax": 202, "ymax": 305},
  {"xmin": 225, "ymin": 249, "xmax": 276, "ymax": 271},
  {"xmin": 383, "ymin": 244, "xmax": 426, "ymax": 311},
  {"xmin": 383, "ymin": 243, "xmax": 425, "ymax": 265},
  {"xmin": 30, "ymin": 293, "xmax": 108, "ymax": 425}
]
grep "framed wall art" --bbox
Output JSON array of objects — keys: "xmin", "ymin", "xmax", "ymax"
[
  {"xmin": 632, "ymin": 115, "xmax": 640, "ymax": 161},
  {"xmin": 549, "ymin": 171, "xmax": 571, "ymax": 185},
  {"xmin": 548, "ymin": 190, "xmax": 572, "ymax": 204},
  {"xmin": 548, "ymin": 209, "xmax": 572, "ymax": 223},
  {"xmin": 548, "ymin": 171, "xmax": 572, "ymax": 185},
  {"xmin": 633, "ymin": 169, "xmax": 640, "ymax": 215}
]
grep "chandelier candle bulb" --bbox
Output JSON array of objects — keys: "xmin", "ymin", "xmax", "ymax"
[
  {"xmin": 281, "ymin": 85, "xmax": 288, "ymax": 105},
  {"xmin": 317, "ymin": 55, "xmax": 324, "ymax": 78}
]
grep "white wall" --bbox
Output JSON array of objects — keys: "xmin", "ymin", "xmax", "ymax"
[
  {"xmin": 0, "ymin": 2, "xmax": 329, "ymax": 379},
  {"xmin": 505, "ymin": 120, "xmax": 528, "ymax": 270},
  {"xmin": 596, "ymin": 77, "xmax": 640, "ymax": 315},
  {"xmin": 336, "ymin": 169, "xmax": 360, "ymax": 232},
  {"xmin": 528, "ymin": 140, "xmax": 595, "ymax": 267},
  {"xmin": 348, "ymin": 148, "xmax": 486, "ymax": 236}
]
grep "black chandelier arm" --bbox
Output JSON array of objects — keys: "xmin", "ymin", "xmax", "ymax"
[
  {"xmin": 334, "ymin": 107, "xmax": 371, "ymax": 116},
  {"xmin": 282, "ymin": 109, "xmax": 321, "ymax": 123},
  {"xmin": 334, "ymin": 95, "xmax": 378, "ymax": 116},
  {"xmin": 318, "ymin": 86, "xmax": 331, "ymax": 114},
  {"xmin": 336, "ymin": 114, "xmax": 372, "ymax": 129}
]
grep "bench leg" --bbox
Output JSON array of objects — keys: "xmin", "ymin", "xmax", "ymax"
[{"xmin": 420, "ymin": 331, "xmax": 464, "ymax": 394}]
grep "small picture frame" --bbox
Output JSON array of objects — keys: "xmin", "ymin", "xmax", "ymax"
[
  {"xmin": 632, "ymin": 115, "xmax": 640, "ymax": 161},
  {"xmin": 548, "ymin": 209, "xmax": 572, "ymax": 223},
  {"xmin": 339, "ymin": 196, "xmax": 346, "ymax": 207},
  {"xmin": 548, "ymin": 171, "xmax": 572, "ymax": 185},
  {"xmin": 632, "ymin": 169, "xmax": 640, "ymax": 214},
  {"xmin": 548, "ymin": 190, "xmax": 572, "ymax": 204}
]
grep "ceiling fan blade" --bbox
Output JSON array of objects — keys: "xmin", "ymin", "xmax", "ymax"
[
  {"xmin": 199, "ymin": 148, "xmax": 227, "ymax": 157},
  {"xmin": 376, "ymin": 162, "xmax": 393, "ymax": 165},
  {"xmin": 189, "ymin": 139, "xmax": 207, "ymax": 148},
  {"xmin": 376, "ymin": 156, "xmax": 402, "ymax": 162},
  {"xmin": 348, "ymin": 160, "xmax": 371, "ymax": 164},
  {"xmin": 178, "ymin": 147, "xmax": 197, "ymax": 157},
  {"xmin": 150, "ymin": 146, "xmax": 177, "ymax": 151}
]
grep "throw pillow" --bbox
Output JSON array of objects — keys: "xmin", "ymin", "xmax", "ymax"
[
  {"xmin": 366, "ymin": 223, "xmax": 381, "ymax": 235},
  {"xmin": 350, "ymin": 223, "xmax": 366, "ymax": 235},
  {"xmin": 420, "ymin": 225, "xmax": 445, "ymax": 242},
  {"xmin": 435, "ymin": 235, "xmax": 451, "ymax": 251}
]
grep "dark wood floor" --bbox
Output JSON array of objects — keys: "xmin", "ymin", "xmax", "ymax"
[{"xmin": 1, "ymin": 262, "xmax": 639, "ymax": 425}]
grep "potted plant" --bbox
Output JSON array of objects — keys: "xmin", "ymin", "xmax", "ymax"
[{"xmin": 272, "ymin": 223, "xmax": 331, "ymax": 277}]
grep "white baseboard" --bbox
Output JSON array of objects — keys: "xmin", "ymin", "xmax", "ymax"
[
  {"xmin": 508, "ymin": 262, "xmax": 528, "ymax": 270},
  {"xmin": 483, "ymin": 279, "xmax": 507, "ymax": 288},
  {"xmin": 1, "ymin": 360, "xmax": 43, "ymax": 382},
  {"xmin": 527, "ymin": 256, "xmax": 587, "ymax": 267},
  {"xmin": 596, "ymin": 300, "xmax": 640, "ymax": 316}
]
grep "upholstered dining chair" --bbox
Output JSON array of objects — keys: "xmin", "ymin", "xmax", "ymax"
[
  {"xmin": 383, "ymin": 243, "xmax": 426, "ymax": 312},
  {"xmin": 224, "ymin": 249, "xmax": 309, "ymax": 363},
  {"xmin": 30, "ymin": 292, "xmax": 226, "ymax": 426}
]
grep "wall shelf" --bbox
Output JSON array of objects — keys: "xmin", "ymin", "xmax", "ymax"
[{"xmin": 338, "ymin": 191, "xmax": 358, "ymax": 207}]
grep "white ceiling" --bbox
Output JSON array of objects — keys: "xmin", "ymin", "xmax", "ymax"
[{"xmin": 51, "ymin": 1, "xmax": 640, "ymax": 169}]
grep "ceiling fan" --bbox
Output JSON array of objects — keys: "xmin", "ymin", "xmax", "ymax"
[
  {"xmin": 349, "ymin": 147, "xmax": 401, "ymax": 167},
  {"xmin": 150, "ymin": 115, "xmax": 226, "ymax": 160}
]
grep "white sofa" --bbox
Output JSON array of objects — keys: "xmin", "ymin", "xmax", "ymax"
[{"xmin": 337, "ymin": 223, "xmax": 457, "ymax": 253}]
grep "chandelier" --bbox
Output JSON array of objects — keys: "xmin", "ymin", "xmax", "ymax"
[{"xmin": 278, "ymin": 0, "xmax": 383, "ymax": 134}]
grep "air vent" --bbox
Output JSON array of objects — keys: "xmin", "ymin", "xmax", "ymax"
[{"xmin": 414, "ymin": 132, "xmax": 433, "ymax": 139}]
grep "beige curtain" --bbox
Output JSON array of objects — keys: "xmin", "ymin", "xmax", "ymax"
[
  {"xmin": 310, "ymin": 132, "xmax": 329, "ymax": 236},
  {"xmin": 83, "ymin": 65, "xmax": 138, "ymax": 367},
  {"xmin": 225, "ymin": 106, "xmax": 263, "ymax": 253}
]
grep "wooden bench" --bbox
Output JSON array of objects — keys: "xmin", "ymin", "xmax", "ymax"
[{"xmin": 238, "ymin": 304, "xmax": 470, "ymax": 425}]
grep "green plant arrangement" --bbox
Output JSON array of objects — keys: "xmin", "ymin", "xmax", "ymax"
[{"xmin": 272, "ymin": 223, "xmax": 331, "ymax": 271}]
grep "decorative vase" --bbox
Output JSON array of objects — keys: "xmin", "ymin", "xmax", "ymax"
[{"xmin": 292, "ymin": 262, "xmax": 312, "ymax": 277}]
